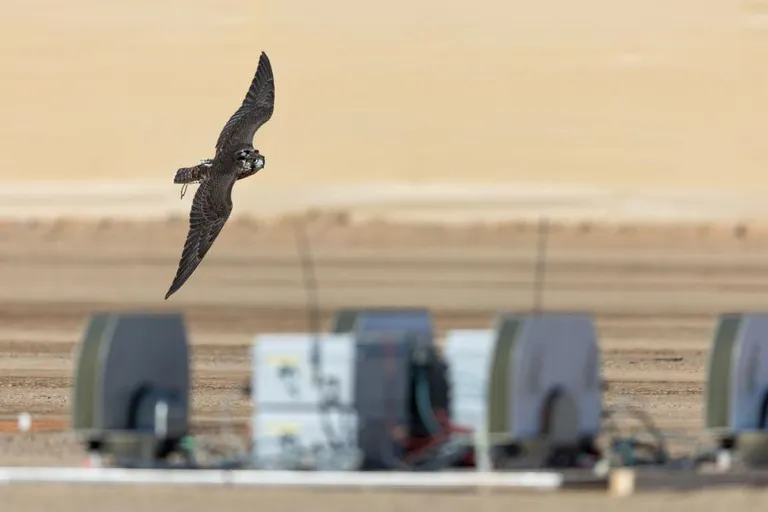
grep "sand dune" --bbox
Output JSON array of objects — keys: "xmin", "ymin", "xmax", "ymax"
[{"xmin": 2, "ymin": 0, "xmax": 768, "ymax": 217}]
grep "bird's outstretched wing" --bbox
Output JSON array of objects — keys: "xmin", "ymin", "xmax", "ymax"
[
  {"xmin": 165, "ymin": 173, "xmax": 236, "ymax": 299},
  {"xmin": 215, "ymin": 51, "xmax": 275, "ymax": 154}
]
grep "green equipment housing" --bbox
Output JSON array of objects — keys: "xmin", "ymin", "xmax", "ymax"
[
  {"xmin": 72, "ymin": 311, "xmax": 191, "ymax": 467},
  {"xmin": 443, "ymin": 311, "xmax": 602, "ymax": 468},
  {"xmin": 705, "ymin": 312, "xmax": 768, "ymax": 466}
]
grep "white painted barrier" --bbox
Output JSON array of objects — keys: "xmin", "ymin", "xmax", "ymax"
[{"xmin": 0, "ymin": 467, "xmax": 565, "ymax": 490}]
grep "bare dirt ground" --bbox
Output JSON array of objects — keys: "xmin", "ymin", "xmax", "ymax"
[{"xmin": 2, "ymin": 216, "xmax": 768, "ymax": 508}]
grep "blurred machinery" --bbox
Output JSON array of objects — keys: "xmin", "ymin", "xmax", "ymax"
[
  {"xmin": 251, "ymin": 307, "xmax": 466, "ymax": 471},
  {"xmin": 251, "ymin": 332, "xmax": 360, "ymax": 470},
  {"xmin": 443, "ymin": 311, "xmax": 603, "ymax": 469},
  {"xmin": 329, "ymin": 307, "xmax": 434, "ymax": 336},
  {"xmin": 331, "ymin": 308, "xmax": 464, "ymax": 469},
  {"xmin": 68, "ymin": 306, "xmax": 768, "ymax": 474},
  {"xmin": 705, "ymin": 312, "xmax": 768, "ymax": 467},
  {"xmin": 68, "ymin": 307, "xmax": 606, "ymax": 471},
  {"xmin": 72, "ymin": 312, "xmax": 191, "ymax": 468},
  {"xmin": 250, "ymin": 308, "xmax": 605, "ymax": 471}
]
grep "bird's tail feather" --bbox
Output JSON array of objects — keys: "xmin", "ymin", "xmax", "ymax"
[{"xmin": 174, "ymin": 163, "xmax": 211, "ymax": 184}]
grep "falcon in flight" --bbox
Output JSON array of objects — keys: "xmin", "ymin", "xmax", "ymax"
[{"xmin": 165, "ymin": 51, "xmax": 275, "ymax": 300}]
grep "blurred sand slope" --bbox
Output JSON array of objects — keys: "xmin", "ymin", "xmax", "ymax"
[{"xmin": 1, "ymin": 0, "xmax": 767, "ymax": 207}]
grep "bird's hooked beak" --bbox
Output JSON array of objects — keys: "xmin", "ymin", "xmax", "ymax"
[{"xmin": 256, "ymin": 154, "xmax": 266, "ymax": 171}]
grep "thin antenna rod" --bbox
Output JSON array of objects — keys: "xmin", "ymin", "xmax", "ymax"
[
  {"xmin": 293, "ymin": 219, "xmax": 322, "ymax": 383},
  {"xmin": 532, "ymin": 216, "xmax": 549, "ymax": 313}
]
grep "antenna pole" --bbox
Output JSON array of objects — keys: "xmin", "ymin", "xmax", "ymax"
[
  {"xmin": 532, "ymin": 216, "xmax": 549, "ymax": 313},
  {"xmin": 293, "ymin": 219, "xmax": 323, "ymax": 383}
]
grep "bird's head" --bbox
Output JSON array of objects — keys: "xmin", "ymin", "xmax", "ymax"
[{"xmin": 234, "ymin": 148, "xmax": 266, "ymax": 173}]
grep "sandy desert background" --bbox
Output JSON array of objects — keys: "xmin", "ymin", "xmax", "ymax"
[
  {"xmin": 4, "ymin": 0, "xmax": 768, "ymax": 509},
  {"xmin": 2, "ymin": 0, "xmax": 768, "ymax": 221}
]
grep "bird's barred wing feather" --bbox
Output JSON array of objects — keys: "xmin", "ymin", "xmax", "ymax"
[
  {"xmin": 164, "ymin": 173, "xmax": 236, "ymax": 299},
  {"xmin": 215, "ymin": 51, "xmax": 275, "ymax": 154}
]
